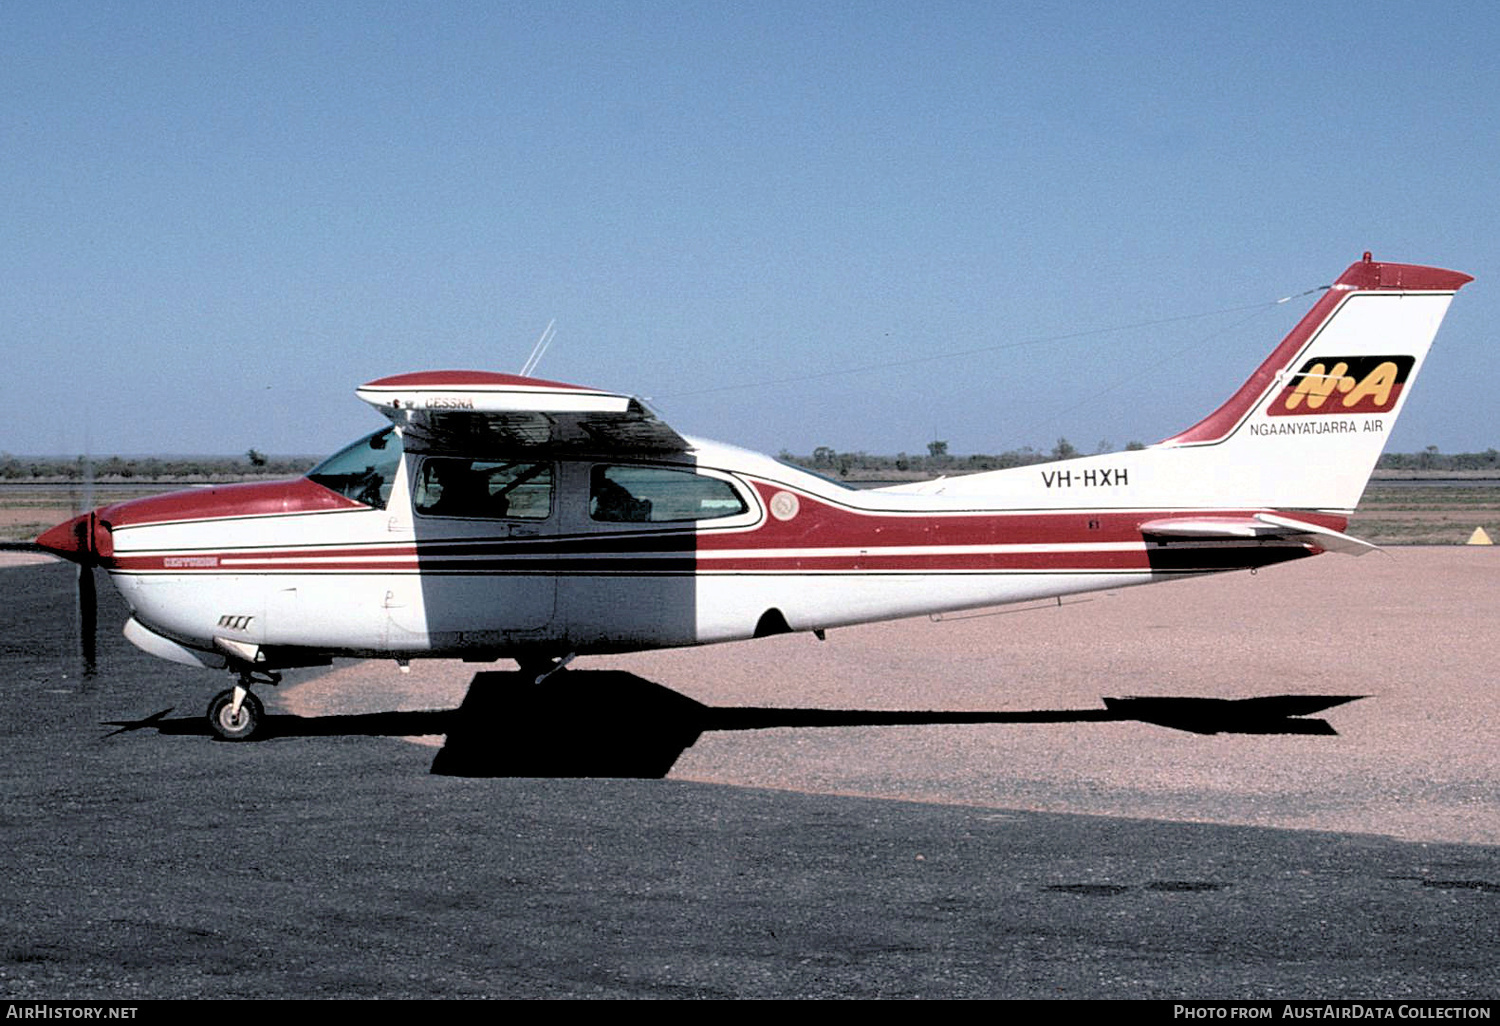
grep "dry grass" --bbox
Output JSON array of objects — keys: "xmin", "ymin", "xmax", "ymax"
[{"xmin": 1349, "ymin": 484, "xmax": 1500, "ymax": 545}]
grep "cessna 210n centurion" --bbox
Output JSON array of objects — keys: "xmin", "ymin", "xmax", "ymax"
[{"xmin": 37, "ymin": 254, "xmax": 1472, "ymax": 741}]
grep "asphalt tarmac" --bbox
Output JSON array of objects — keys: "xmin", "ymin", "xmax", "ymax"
[{"xmin": 1, "ymin": 554, "xmax": 1496, "ymax": 999}]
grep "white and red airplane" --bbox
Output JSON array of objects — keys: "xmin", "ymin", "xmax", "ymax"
[{"xmin": 36, "ymin": 254, "xmax": 1472, "ymax": 740}]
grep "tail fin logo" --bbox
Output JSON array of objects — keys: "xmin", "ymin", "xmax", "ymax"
[{"xmin": 1268, "ymin": 355, "xmax": 1415, "ymax": 416}]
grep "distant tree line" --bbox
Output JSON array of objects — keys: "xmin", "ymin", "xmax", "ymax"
[
  {"xmin": 782, "ymin": 441, "xmax": 1500, "ymax": 478},
  {"xmin": 0, "ymin": 452, "xmax": 317, "ymax": 481},
  {"xmin": 2, "ymin": 443, "xmax": 1496, "ymax": 482},
  {"xmin": 1376, "ymin": 447, "xmax": 1500, "ymax": 471},
  {"xmin": 787, "ymin": 438, "xmax": 1143, "ymax": 478}
]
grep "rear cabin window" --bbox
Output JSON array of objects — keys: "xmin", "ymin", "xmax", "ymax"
[
  {"xmin": 590, "ymin": 465, "xmax": 747, "ymax": 523},
  {"xmin": 414, "ymin": 459, "xmax": 553, "ymax": 520},
  {"xmin": 307, "ymin": 428, "xmax": 402, "ymax": 509}
]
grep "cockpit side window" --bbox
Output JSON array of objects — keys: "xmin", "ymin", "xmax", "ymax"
[
  {"xmin": 413, "ymin": 458, "xmax": 553, "ymax": 520},
  {"xmin": 307, "ymin": 428, "xmax": 402, "ymax": 509},
  {"xmin": 590, "ymin": 465, "xmax": 748, "ymax": 523}
]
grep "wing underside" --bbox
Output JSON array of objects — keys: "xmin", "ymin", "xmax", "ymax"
[{"xmin": 356, "ymin": 371, "xmax": 690, "ymax": 457}]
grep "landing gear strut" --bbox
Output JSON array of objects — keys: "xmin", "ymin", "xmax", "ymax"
[{"xmin": 206, "ymin": 669, "xmax": 280, "ymax": 741}]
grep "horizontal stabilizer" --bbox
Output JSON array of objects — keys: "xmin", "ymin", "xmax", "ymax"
[
  {"xmin": 1253, "ymin": 513, "xmax": 1379, "ymax": 556},
  {"xmin": 1139, "ymin": 514, "xmax": 1379, "ymax": 556}
]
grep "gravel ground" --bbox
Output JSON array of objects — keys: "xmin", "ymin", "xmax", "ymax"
[{"xmin": 285, "ymin": 546, "xmax": 1500, "ymax": 844}]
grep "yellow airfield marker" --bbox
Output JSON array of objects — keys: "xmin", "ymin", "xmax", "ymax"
[{"xmin": 1465, "ymin": 526, "xmax": 1494, "ymax": 546}]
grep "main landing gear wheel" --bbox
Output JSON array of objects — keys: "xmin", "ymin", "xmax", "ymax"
[{"xmin": 207, "ymin": 688, "xmax": 264, "ymax": 742}]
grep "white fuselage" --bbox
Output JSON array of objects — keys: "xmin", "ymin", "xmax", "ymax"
[{"xmin": 105, "ymin": 440, "xmax": 1253, "ymax": 670}]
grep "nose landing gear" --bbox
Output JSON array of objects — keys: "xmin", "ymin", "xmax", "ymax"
[{"xmin": 206, "ymin": 670, "xmax": 280, "ymax": 741}]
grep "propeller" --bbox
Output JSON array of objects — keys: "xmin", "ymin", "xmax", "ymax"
[
  {"xmin": 78, "ymin": 453, "xmax": 97, "ymax": 678},
  {"xmin": 36, "ymin": 510, "xmax": 103, "ymax": 679},
  {"xmin": 78, "ymin": 540, "xmax": 98, "ymax": 678},
  {"xmin": 14, "ymin": 474, "xmax": 105, "ymax": 679}
]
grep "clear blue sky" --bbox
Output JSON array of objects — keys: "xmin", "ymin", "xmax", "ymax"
[{"xmin": 4, "ymin": 1, "xmax": 1496, "ymax": 459}]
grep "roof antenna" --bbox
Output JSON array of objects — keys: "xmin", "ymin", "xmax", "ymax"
[{"xmin": 519, "ymin": 319, "xmax": 557, "ymax": 378}]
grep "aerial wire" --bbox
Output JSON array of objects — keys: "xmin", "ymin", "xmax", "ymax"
[
  {"xmin": 1032, "ymin": 293, "xmax": 1322, "ymax": 437},
  {"xmin": 652, "ymin": 286, "xmax": 1329, "ymax": 402},
  {"xmin": 519, "ymin": 319, "xmax": 557, "ymax": 377}
]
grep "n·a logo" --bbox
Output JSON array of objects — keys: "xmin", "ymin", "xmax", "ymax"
[{"xmin": 1268, "ymin": 355, "xmax": 1415, "ymax": 416}]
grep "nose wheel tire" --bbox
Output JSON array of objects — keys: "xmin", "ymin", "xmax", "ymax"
[{"xmin": 208, "ymin": 689, "xmax": 264, "ymax": 742}]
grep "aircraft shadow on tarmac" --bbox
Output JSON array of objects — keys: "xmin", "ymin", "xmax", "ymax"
[{"xmin": 102, "ymin": 670, "xmax": 1364, "ymax": 779}]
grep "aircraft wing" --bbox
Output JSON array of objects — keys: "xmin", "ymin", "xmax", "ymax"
[
  {"xmin": 1138, "ymin": 513, "xmax": 1379, "ymax": 556},
  {"xmin": 356, "ymin": 371, "xmax": 691, "ymax": 456}
]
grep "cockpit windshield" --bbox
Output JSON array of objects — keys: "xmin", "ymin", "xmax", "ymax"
[{"xmin": 306, "ymin": 427, "xmax": 402, "ymax": 509}]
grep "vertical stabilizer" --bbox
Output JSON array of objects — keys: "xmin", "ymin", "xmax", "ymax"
[
  {"xmin": 1154, "ymin": 254, "xmax": 1472, "ymax": 511},
  {"xmin": 898, "ymin": 255, "xmax": 1472, "ymax": 514}
]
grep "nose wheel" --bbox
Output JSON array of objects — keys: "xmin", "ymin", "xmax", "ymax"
[{"xmin": 207, "ymin": 686, "xmax": 265, "ymax": 741}]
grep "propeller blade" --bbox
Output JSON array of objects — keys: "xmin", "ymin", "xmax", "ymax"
[
  {"xmin": 78, "ymin": 448, "xmax": 96, "ymax": 678},
  {"xmin": 78, "ymin": 562, "xmax": 97, "ymax": 679},
  {"xmin": 1, "ymin": 532, "xmax": 99, "ymax": 678},
  {"xmin": 33, "ymin": 506, "xmax": 105, "ymax": 678}
]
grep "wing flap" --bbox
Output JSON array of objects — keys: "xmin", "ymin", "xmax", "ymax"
[{"xmin": 357, "ymin": 371, "xmax": 690, "ymax": 456}]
